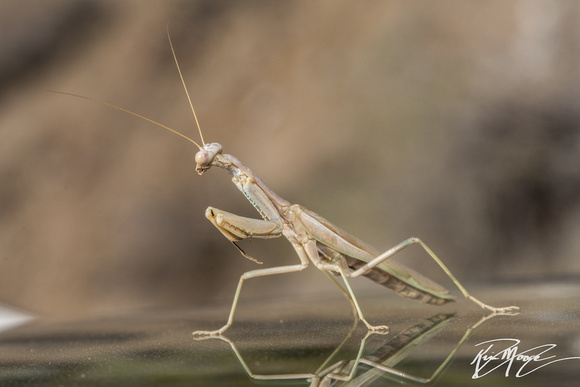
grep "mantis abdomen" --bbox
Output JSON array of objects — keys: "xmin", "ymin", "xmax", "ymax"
[{"xmin": 346, "ymin": 257, "xmax": 453, "ymax": 305}]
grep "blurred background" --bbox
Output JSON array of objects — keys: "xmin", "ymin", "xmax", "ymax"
[{"xmin": 1, "ymin": 0, "xmax": 579, "ymax": 320}]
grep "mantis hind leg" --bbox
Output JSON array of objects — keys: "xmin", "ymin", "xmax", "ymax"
[{"xmin": 350, "ymin": 237, "xmax": 520, "ymax": 314}]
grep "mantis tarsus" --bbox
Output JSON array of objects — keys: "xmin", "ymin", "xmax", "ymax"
[{"xmin": 52, "ymin": 27, "xmax": 519, "ymax": 338}]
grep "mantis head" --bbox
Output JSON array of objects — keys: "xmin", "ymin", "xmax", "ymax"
[{"xmin": 195, "ymin": 143, "xmax": 223, "ymax": 175}]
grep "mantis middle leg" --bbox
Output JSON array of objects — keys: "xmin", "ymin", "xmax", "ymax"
[
  {"xmin": 301, "ymin": 240, "xmax": 389, "ymax": 334},
  {"xmin": 192, "ymin": 263, "xmax": 308, "ymax": 338}
]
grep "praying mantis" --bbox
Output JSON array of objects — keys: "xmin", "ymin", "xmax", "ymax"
[{"xmin": 52, "ymin": 27, "xmax": 519, "ymax": 338}]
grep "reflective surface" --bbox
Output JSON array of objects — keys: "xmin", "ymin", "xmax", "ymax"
[{"xmin": 1, "ymin": 281, "xmax": 579, "ymax": 386}]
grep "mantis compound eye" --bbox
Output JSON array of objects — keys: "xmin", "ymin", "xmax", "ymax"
[{"xmin": 195, "ymin": 150, "xmax": 211, "ymax": 166}]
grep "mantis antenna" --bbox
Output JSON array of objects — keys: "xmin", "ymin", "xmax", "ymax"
[
  {"xmin": 47, "ymin": 90, "xmax": 203, "ymax": 149},
  {"xmin": 166, "ymin": 22, "xmax": 205, "ymax": 147},
  {"xmin": 47, "ymin": 24, "xmax": 207, "ymax": 150}
]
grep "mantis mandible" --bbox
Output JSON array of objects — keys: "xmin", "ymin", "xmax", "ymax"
[{"xmin": 52, "ymin": 27, "xmax": 519, "ymax": 338}]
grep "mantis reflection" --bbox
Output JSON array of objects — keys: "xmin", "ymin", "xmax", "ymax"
[{"xmin": 198, "ymin": 312, "xmax": 510, "ymax": 386}]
